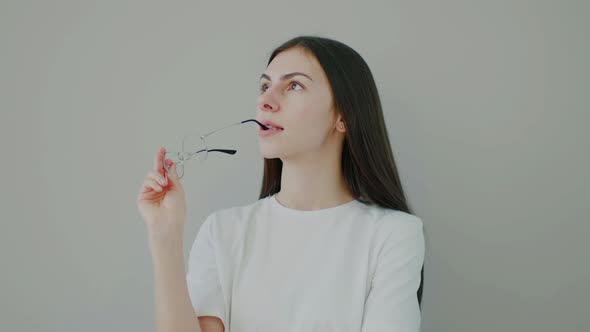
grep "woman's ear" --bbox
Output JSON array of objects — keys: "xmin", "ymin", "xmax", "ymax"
[{"xmin": 335, "ymin": 115, "xmax": 346, "ymax": 133}]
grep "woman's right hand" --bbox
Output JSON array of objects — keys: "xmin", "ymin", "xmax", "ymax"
[{"xmin": 137, "ymin": 147, "xmax": 187, "ymax": 238}]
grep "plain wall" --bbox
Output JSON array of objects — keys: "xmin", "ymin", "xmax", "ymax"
[{"xmin": 1, "ymin": 0, "xmax": 588, "ymax": 331}]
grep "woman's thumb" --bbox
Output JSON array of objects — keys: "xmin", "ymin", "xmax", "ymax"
[{"xmin": 165, "ymin": 160, "xmax": 179, "ymax": 182}]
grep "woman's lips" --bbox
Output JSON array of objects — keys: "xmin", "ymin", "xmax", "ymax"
[{"xmin": 258, "ymin": 126, "xmax": 284, "ymax": 137}]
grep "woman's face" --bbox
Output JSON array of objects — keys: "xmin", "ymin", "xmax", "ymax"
[{"xmin": 256, "ymin": 47, "xmax": 342, "ymax": 160}]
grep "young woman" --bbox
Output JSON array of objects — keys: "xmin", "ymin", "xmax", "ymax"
[{"xmin": 137, "ymin": 36, "xmax": 425, "ymax": 332}]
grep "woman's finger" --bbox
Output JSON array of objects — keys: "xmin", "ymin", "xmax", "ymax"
[
  {"xmin": 143, "ymin": 178, "xmax": 163, "ymax": 192},
  {"xmin": 165, "ymin": 160, "xmax": 179, "ymax": 181},
  {"xmin": 148, "ymin": 171, "xmax": 168, "ymax": 186},
  {"xmin": 153, "ymin": 147, "xmax": 166, "ymax": 173}
]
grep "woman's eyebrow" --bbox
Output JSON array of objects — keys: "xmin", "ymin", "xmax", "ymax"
[{"xmin": 259, "ymin": 72, "xmax": 313, "ymax": 82}]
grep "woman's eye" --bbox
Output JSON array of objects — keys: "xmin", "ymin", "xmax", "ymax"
[
  {"xmin": 259, "ymin": 81, "xmax": 303, "ymax": 94},
  {"xmin": 289, "ymin": 81, "xmax": 303, "ymax": 91}
]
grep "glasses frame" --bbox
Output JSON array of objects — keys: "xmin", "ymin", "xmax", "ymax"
[{"xmin": 163, "ymin": 118, "xmax": 268, "ymax": 179}]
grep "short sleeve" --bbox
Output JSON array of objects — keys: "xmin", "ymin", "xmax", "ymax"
[
  {"xmin": 361, "ymin": 215, "xmax": 425, "ymax": 332},
  {"xmin": 186, "ymin": 213, "xmax": 227, "ymax": 328}
]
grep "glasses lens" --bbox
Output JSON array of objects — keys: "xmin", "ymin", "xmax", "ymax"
[{"xmin": 176, "ymin": 163, "xmax": 184, "ymax": 178}]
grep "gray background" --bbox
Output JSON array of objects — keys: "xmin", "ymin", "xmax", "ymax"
[{"xmin": 1, "ymin": 0, "xmax": 588, "ymax": 331}]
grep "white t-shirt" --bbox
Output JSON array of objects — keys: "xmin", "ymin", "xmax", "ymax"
[{"xmin": 186, "ymin": 193, "xmax": 425, "ymax": 332}]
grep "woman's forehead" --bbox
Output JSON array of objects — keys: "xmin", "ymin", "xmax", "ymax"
[{"xmin": 266, "ymin": 48, "xmax": 322, "ymax": 78}]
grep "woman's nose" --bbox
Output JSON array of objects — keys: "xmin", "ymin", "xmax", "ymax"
[{"xmin": 258, "ymin": 93, "xmax": 279, "ymax": 112}]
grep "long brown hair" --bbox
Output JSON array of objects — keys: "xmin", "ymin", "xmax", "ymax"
[{"xmin": 257, "ymin": 35, "xmax": 424, "ymax": 308}]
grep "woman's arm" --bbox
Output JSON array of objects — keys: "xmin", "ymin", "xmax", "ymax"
[
  {"xmin": 150, "ymin": 230, "xmax": 223, "ymax": 332},
  {"xmin": 361, "ymin": 215, "xmax": 425, "ymax": 332}
]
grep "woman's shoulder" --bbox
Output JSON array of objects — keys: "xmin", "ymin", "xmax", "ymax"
[
  {"xmin": 205, "ymin": 196, "xmax": 268, "ymax": 227},
  {"xmin": 371, "ymin": 208, "xmax": 424, "ymax": 254},
  {"xmin": 354, "ymin": 201, "xmax": 423, "ymax": 232},
  {"xmin": 197, "ymin": 197, "xmax": 269, "ymax": 247}
]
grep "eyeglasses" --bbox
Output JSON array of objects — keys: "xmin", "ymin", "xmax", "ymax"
[{"xmin": 163, "ymin": 118, "xmax": 269, "ymax": 179}]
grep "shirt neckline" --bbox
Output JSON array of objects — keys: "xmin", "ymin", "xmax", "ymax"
[{"xmin": 269, "ymin": 192, "xmax": 362, "ymax": 218}]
